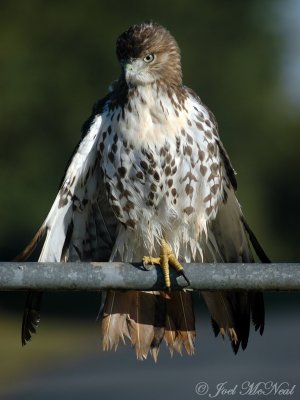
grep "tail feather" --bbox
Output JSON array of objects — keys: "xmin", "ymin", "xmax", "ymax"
[
  {"xmin": 150, "ymin": 293, "xmax": 166, "ymax": 361},
  {"xmin": 164, "ymin": 314, "xmax": 177, "ymax": 355},
  {"xmin": 102, "ymin": 290, "xmax": 130, "ymax": 351},
  {"xmin": 14, "ymin": 225, "xmax": 47, "ymax": 346},
  {"xmin": 101, "ymin": 290, "xmax": 195, "ymax": 360},
  {"xmin": 22, "ymin": 291, "xmax": 43, "ymax": 346},
  {"xmin": 202, "ymin": 291, "xmax": 241, "ymax": 351},
  {"xmin": 164, "ymin": 291, "xmax": 195, "ymax": 355},
  {"xmin": 126, "ymin": 291, "xmax": 162, "ymax": 360},
  {"xmin": 211, "ymin": 317, "xmax": 221, "ymax": 338},
  {"xmin": 201, "ymin": 291, "xmax": 235, "ymax": 333},
  {"xmin": 231, "ymin": 292, "xmax": 251, "ymax": 353},
  {"xmin": 102, "ymin": 291, "xmax": 166, "ymax": 360},
  {"xmin": 250, "ymin": 292, "xmax": 265, "ymax": 335}
]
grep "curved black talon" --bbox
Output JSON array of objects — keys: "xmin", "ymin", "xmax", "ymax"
[
  {"xmin": 178, "ymin": 270, "xmax": 190, "ymax": 286},
  {"xmin": 142, "ymin": 260, "xmax": 152, "ymax": 271}
]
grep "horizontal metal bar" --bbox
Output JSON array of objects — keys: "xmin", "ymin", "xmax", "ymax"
[{"xmin": 0, "ymin": 262, "xmax": 299, "ymax": 291}]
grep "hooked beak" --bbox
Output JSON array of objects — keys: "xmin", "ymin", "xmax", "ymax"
[
  {"xmin": 124, "ymin": 63, "xmax": 134, "ymax": 75},
  {"xmin": 121, "ymin": 58, "xmax": 134, "ymax": 72},
  {"xmin": 121, "ymin": 58, "xmax": 147, "ymax": 86},
  {"xmin": 122, "ymin": 59, "xmax": 137, "ymax": 85}
]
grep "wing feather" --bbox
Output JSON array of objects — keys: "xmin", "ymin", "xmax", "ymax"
[
  {"xmin": 19, "ymin": 111, "xmax": 119, "ymax": 345},
  {"xmin": 206, "ymin": 187, "xmax": 267, "ymax": 352}
]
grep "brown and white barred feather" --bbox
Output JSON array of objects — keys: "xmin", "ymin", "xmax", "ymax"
[
  {"xmin": 17, "ymin": 112, "xmax": 119, "ymax": 345},
  {"xmin": 102, "ymin": 290, "xmax": 195, "ymax": 361}
]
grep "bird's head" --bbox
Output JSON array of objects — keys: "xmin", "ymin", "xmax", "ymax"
[{"xmin": 116, "ymin": 22, "xmax": 182, "ymax": 88}]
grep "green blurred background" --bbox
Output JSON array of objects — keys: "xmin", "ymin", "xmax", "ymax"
[
  {"xmin": 0, "ymin": 0, "xmax": 299, "ymax": 397},
  {"xmin": 1, "ymin": 0, "xmax": 299, "ymax": 262}
]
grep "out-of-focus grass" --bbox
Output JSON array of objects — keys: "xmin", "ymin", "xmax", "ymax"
[{"xmin": 0, "ymin": 313, "xmax": 94, "ymax": 388}]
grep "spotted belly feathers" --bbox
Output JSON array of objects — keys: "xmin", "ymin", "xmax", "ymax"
[{"xmin": 97, "ymin": 84, "xmax": 226, "ymax": 261}]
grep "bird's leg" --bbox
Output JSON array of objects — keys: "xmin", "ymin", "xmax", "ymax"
[{"xmin": 143, "ymin": 239, "xmax": 190, "ymax": 290}]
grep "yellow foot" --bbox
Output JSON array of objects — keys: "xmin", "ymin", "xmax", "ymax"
[{"xmin": 142, "ymin": 239, "xmax": 190, "ymax": 290}]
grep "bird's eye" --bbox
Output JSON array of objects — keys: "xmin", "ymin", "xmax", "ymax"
[{"xmin": 143, "ymin": 54, "xmax": 155, "ymax": 63}]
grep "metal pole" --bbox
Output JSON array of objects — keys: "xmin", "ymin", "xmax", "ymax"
[{"xmin": 0, "ymin": 262, "xmax": 299, "ymax": 291}]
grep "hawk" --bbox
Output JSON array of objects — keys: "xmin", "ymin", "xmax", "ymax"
[{"xmin": 16, "ymin": 21, "xmax": 269, "ymax": 360}]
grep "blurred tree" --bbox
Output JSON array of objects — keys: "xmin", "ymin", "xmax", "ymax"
[{"xmin": 0, "ymin": 0, "xmax": 299, "ymax": 262}]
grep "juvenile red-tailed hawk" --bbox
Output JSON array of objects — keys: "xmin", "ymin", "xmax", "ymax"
[{"xmin": 17, "ymin": 21, "xmax": 269, "ymax": 360}]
